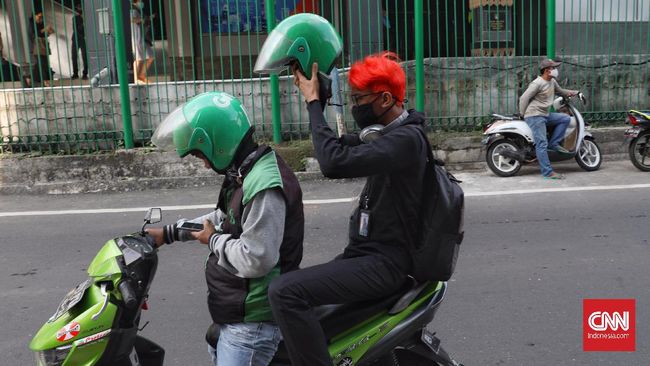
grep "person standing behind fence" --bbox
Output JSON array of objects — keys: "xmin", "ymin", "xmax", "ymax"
[
  {"xmin": 130, "ymin": 0, "xmax": 154, "ymax": 84},
  {"xmin": 28, "ymin": 11, "xmax": 54, "ymax": 87},
  {"xmin": 71, "ymin": 4, "xmax": 88, "ymax": 80}
]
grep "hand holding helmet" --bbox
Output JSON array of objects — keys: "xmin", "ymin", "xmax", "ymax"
[{"xmin": 292, "ymin": 63, "xmax": 321, "ymax": 104}]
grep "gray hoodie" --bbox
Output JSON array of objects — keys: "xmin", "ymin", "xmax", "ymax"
[{"xmin": 174, "ymin": 188, "xmax": 286, "ymax": 278}]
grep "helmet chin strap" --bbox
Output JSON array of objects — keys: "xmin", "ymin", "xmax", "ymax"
[{"xmin": 222, "ymin": 129, "xmax": 258, "ymax": 178}]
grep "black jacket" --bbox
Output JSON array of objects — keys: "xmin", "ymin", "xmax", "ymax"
[{"xmin": 307, "ymin": 102, "xmax": 428, "ymax": 271}]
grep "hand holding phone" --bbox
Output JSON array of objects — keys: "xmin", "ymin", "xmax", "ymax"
[{"xmin": 177, "ymin": 222, "xmax": 204, "ymax": 232}]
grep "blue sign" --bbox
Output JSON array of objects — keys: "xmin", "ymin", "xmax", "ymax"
[{"xmin": 199, "ymin": 0, "xmax": 305, "ymax": 34}]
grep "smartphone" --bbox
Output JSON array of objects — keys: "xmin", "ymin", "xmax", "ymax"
[{"xmin": 177, "ymin": 222, "xmax": 204, "ymax": 232}]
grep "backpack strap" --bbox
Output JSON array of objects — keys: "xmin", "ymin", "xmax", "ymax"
[{"xmin": 386, "ymin": 125, "xmax": 431, "ymax": 253}]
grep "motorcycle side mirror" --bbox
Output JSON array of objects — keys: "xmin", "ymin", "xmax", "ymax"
[
  {"xmin": 142, "ymin": 208, "xmax": 162, "ymax": 235},
  {"xmin": 145, "ymin": 208, "xmax": 162, "ymax": 224}
]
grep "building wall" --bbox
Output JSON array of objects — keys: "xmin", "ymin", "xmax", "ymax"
[{"xmin": 556, "ymin": 22, "xmax": 649, "ymax": 55}]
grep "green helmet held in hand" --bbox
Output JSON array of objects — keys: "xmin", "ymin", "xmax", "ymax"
[
  {"xmin": 254, "ymin": 13, "xmax": 342, "ymax": 79},
  {"xmin": 151, "ymin": 92, "xmax": 253, "ymax": 172}
]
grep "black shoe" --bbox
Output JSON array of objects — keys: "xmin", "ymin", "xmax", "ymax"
[
  {"xmin": 81, "ymin": 74, "xmax": 88, "ymax": 80},
  {"xmin": 71, "ymin": 74, "xmax": 79, "ymax": 80}
]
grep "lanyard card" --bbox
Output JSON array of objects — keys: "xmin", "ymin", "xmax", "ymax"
[{"xmin": 359, "ymin": 209, "xmax": 371, "ymax": 237}]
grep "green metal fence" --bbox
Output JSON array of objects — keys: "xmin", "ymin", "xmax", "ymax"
[{"xmin": 1, "ymin": 0, "xmax": 649, "ymax": 154}]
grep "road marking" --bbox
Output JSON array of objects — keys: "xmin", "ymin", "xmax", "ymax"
[
  {"xmin": 1, "ymin": 184, "xmax": 649, "ymax": 217},
  {"xmin": 465, "ymin": 183, "xmax": 650, "ymax": 197},
  {"xmin": 0, "ymin": 198, "xmax": 358, "ymax": 217}
]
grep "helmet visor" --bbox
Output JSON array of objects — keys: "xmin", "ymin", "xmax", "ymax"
[
  {"xmin": 254, "ymin": 30, "xmax": 294, "ymax": 75},
  {"xmin": 151, "ymin": 106, "xmax": 193, "ymax": 154}
]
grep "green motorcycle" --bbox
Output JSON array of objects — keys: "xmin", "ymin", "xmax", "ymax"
[{"xmin": 30, "ymin": 209, "xmax": 462, "ymax": 366}]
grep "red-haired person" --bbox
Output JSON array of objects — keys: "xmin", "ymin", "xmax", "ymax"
[{"xmin": 268, "ymin": 53, "xmax": 429, "ymax": 366}]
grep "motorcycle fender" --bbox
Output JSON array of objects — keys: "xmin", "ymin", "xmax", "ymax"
[
  {"xmin": 399, "ymin": 329, "xmax": 461, "ymax": 366},
  {"xmin": 420, "ymin": 329, "xmax": 441, "ymax": 353},
  {"xmin": 484, "ymin": 121, "xmax": 534, "ymax": 143},
  {"xmin": 481, "ymin": 134, "xmax": 503, "ymax": 149}
]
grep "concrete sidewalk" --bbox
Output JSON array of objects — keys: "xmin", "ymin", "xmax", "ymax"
[{"xmin": 0, "ymin": 127, "xmax": 630, "ymax": 195}]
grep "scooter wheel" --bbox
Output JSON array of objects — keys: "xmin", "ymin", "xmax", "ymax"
[
  {"xmin": 628, "ymin": 130, "xmax": 650, "ymax": 171},
  {"xmin": 575, "ymin": 137, "xmax": 602, "ymax": 171},
  {"xmin": 486, "ymin": 139, "xmax": 522, "ymax": 177}
]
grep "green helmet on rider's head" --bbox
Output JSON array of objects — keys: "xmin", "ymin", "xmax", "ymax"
[
  {"xmin": 151, "ymin": 92, "xmax": 253, "ymax": 172},
  {"xmin": 254, "ymin": 13, "xmax": 343, "ymax": 79}
]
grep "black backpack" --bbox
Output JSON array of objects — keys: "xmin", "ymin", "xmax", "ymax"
[{"xmin": 393, "ymin": 128, "xmax": 465, "ymax": 282}]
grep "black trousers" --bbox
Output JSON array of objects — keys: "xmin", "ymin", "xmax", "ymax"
[
  {"xmin": 32, "ymin": 55, "xmax": 52, "ymax": 83},
  {"xmin": 71, "ymin": 36, "xmax": 87, "ymax": 76},
  {"xmin": 268, "ymin": 254, "xmax": 408, "ymax": 366}
]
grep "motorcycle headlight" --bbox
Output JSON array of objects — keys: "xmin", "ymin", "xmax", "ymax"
[{"xmin": 34, "ymin": 345, "xmax": 71, "ymax": 366}]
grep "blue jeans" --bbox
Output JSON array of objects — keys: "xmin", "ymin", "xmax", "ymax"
[
  {"xmin": 208, "ymin": 322, "xmax": 282, "ymax": 366},
  {"xmin": 525, "ymin": 113, "xmax": 571, "ymax": 177}
]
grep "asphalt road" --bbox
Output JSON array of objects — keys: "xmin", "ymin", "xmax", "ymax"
[{"xmin": 1, "ymin": 159, "xmax": 649, "ymax": 366}]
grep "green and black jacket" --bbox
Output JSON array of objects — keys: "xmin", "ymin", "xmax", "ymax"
[{"xmin": 205, "ymin": 146, "xmax": 304, "ymax": 324}]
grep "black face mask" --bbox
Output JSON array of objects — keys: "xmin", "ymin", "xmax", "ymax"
[
  {"xmin": 351, "ymin": 103, "xmax": 378, "ymax": 129},
  {"xmin": 351, "ymin": 95, "xmax": 395, "ymax": 129}
]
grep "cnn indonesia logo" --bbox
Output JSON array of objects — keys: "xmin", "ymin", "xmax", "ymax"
[{"xmin": 583, "ymin": 299, "xmax": 635, "ymax": 352}]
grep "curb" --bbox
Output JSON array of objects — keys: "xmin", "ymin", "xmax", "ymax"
[{"xmin": 0, "ymin": 127, "xmax": 631, "ymax": 195}]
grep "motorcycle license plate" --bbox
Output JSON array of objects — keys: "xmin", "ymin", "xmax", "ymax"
[
  {"xmin": 49, "ymin": 279, "xmax": 92, "ymax": 322},
  {"xmin": 624, "ymin": 127, "xmax": 641, "ymax": 139}
]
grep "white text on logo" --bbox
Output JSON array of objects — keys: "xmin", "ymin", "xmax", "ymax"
[{"xmin": 588, "ymin": 311, "xmax": 629, "ymax": 331}]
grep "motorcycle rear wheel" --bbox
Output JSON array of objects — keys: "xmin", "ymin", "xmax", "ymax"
[
  {"xmin": 486, "ymin": 139, "xmax": 522, "ymax": 177},
  {"xmin": 628, "ymin": 130, "xmax": 650, "ymax": 171}
]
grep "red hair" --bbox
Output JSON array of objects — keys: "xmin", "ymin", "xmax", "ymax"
[{"xmin": 349, "ymin": 52, "xmax": 406, "ymax": 106}]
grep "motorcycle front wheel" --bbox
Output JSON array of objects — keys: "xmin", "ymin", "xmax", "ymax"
[
  {"xmin": 628, "ymin": 130, "xmax": 650, "ymax": 171},
  {"xmin": 575, "ymin": 137, "xmax": 602, "ymax": 171},
  {"xmin": 486, "ymin": 139, "xmax": 522, "ymax": 177}
]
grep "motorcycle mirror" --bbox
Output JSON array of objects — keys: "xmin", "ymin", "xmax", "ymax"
[
  {"xmin": 145, "ymin": 208, "xmax": 162, "ymax": 224},
  {"xmin": 142, "ymin": 208, "xmax": 162, "ymax": 236},
  {"xmin": 578, "ymin": 92, "xmax": 587, "ymax": 104}
]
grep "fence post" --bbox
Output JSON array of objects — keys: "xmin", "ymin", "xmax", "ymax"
[
  {"xmin": 264, "ymin": 0, "xmax": 283, "ymax": 144},
  {"xmin": 112, "ymin": 0, "xmax": 134, "ymax": 149},
  {"xmin": 414, "ymin": 0, "xmax": 424, "ymax": 112},
  {"xmin": 546, "ymin": 0, "xmax": 556, "ymax": 58}
]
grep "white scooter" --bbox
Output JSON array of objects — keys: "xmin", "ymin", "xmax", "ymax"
[{"xmin": 482, "ymin": 94, "xmax": 602, "ymax": 177}]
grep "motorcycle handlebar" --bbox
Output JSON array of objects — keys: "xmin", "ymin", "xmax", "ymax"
[{"xmin": 118, "ymin": 280, "xmax": 138, "ymax": 309}]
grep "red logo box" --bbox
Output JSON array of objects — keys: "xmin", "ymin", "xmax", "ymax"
[{"xmin": 583, "ymin": 299, "xmax": 635, "ymax": 352}]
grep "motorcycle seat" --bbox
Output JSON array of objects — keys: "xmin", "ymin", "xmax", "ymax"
[{"xmin": 315, "ymin": 278, "xmax": 422, "ymax": 340}]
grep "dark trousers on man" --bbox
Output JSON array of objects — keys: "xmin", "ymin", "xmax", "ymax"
[
  {"xmin": 71, "ymin": 36, "xmax": 87, "ymax": 78},
  {"xmin": 268, "ymin": 254, "xmax": 408, "ymax": 366}
]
